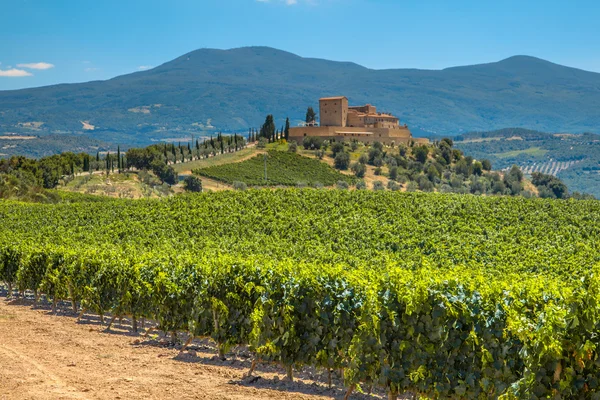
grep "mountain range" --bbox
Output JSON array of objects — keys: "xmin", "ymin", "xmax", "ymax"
[{"xmin": 1, "ymin": 46, "xmax": 599, "ymax": 148}]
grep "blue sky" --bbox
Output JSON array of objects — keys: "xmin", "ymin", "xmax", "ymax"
[{"xmin": 1, "ymin": 0, "xmax": 598, "ymax": 90}]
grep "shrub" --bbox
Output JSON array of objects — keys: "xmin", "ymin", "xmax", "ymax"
[
  {"xmin": 183, "ymin": 176, "xmax": 203, "ymax": 192},
  {"xmin": 288, "ymin": 142, "xmax": 298, "ymax": 153},
  {"xmin": 387, "ymin": 181, "xmax": 400, "ymax": 191},
  {"xmin": 257, "ymin": 138, "xmax": 267, "ymax": 149},
  {"xmin": 233, "ymin": 181, "xmax": 247, "ymax": 191},
  {"xmin": 374, "ymin": 167, "xmax": 382, "ymax": 176},
  {"xmin": 406, "ymin": 181, "xmax": 418, "ymax": 192},
  {"xmin": 302, "ymin": 137, "xmax": 323, "ymax": 150},
  {"xmin": 355, "ymin": 180, "xmax": 366, "ymax": 190},
  {"xmin": 336, "ymin": 180, "xmax": 349, "ymax": 190},
  {"xmin": 372, "ymin": 181, "xmax": 385, "ymax": 191}
]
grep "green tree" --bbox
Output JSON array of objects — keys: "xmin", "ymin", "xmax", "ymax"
[
  {"xmin": 260, "ymin": 115, "xmax": 276, "ymax": 140},
  {"xmin": 413, "ymin": 145, "xmax": 429, "ymax": 163},
  {"xmin": 284, "ymin": 118, "xmax": 290, "ymax": 140},
  {"xmin": 334, "ymin": 152, "xmax": 350, "ymax": 170},
  {"xmin": 305, "ymin": 107, "xmax": 316, "ymax": 124},
  {"xmin": 351, "ymin": 162, "xmax": 366, "ymax": 178},
  {"xmin": 117, "ymin": 146, "xmax": 121, "ymax": 172},
  {"xmin": 183, "ymin": 175, "xmax": 203, "ymax": 192},
  {"xmin": 331, "ymin": 142, "xmax": 345, "ymax": 157},
  {"xmin": 481, "ymin": 159, "xmax": 492, "ymax": 171}
]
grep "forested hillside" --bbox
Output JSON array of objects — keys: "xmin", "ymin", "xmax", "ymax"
[{"xmin": 1, "ymin": 47, "xmax": 599, "ymax": 152}]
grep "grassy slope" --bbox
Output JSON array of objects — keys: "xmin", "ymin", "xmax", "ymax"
[
  {"xmin": 60, "ymin": 172, "xmax": 172, "ymax": 199},
  {"xmin": 172, "ymin": 147, "xmax": 260, "ymax": 174}
]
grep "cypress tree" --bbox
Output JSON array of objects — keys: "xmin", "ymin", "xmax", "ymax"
[
  {"xmin": 220, "ymin": 140, "xmax": 224, "ymax": 154},
  {"xmin": 306, "ymin": 107, "xmax": 316, "ymax": 124},
  {"xmin": 117, "ymin": 146, "xmax": 121, "ymax": 172},
  {"xmin": 285, "ymin": 117, "xmax": 290, "ymax": 140}
]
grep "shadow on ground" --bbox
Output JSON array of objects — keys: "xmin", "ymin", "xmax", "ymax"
[{"xmin": 1, "ymin": 290, "xmax": 416, "ymax": 399}]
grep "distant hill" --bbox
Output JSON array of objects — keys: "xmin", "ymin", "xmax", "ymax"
[
  {"xmin": 454, "ymin": 128, "xmax": 600, "ymax": 198},
  {"xmin": 1, "ymin": 47, "xmax": 600, "ymax": 149}
]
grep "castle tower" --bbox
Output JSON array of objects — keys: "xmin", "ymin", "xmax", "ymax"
[{"xmin": 319, "ymin": 96, "xmax": 348, "ymax": 127}]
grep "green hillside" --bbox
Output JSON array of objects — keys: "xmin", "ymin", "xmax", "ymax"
[
  {"xmin": 454, "ymin": 128, "xmax": 600, "ymax": 197},
  {"xmin": 194, "ymin": 150, "xmax": 355, "ymax": 186},
  {"xmin": 1, "ymin": 47, "xmax": 599, "ymax": 151}
]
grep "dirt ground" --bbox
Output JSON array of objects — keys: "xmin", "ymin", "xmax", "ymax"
[{"xmin": 0, "ymin": 296, "xmax": 384, "ymax": 400}]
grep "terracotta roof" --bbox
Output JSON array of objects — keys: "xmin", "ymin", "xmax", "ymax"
[
  {"xmin": 320, "ymin": 96, "xmax": 347, "ymax": 101},
  {"xmin": 349, "ymin": 111, "xmax": 398, "ymax": 119}
]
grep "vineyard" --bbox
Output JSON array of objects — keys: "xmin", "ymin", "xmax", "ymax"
[
  {"xmin": 194, "ymin": 150, "xmax": 355, "ymax": 186},
  {"xmin": 2, "ymin": 190, "xmax": 600, "ymax": 399}
]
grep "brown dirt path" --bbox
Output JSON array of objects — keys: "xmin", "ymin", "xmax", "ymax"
[{"xmin": 0, "ymin": 297, "xmax": 382, "ymax": 400}]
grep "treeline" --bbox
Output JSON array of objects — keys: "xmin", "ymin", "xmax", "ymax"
[
  {"xmin": 0, "ymin": 152, "xmax": 95, "ymax": 202},
  {"xmin": 0, "ymin": 133, "xmax": 249, "ymax": 201},
  {"xmin": 251, "ymin": 114, "xmax": 290, "ymax": 145}
]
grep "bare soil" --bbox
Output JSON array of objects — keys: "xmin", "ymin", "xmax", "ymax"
[{"xmin": 0, "ymin": 296, "xmax": 384, "ymax": 400}]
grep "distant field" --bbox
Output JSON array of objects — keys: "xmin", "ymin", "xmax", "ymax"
[
  {"xmin": 494, "ymin": 146, "xmax": 548, "ymax": 158},
  {"xmin": 194, "ymin": 150, "xmax": 355, "ymax": 186}
]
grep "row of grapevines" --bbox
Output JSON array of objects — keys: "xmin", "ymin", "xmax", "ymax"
[{"xmin": 1, "ymin": 190, "xmax": 600, "ymax": 398}]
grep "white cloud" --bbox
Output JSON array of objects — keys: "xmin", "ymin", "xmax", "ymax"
[
  {"xmin": 17, "ymin": 62, "xmax": 54, "ymax": 70},
  {"xmin": 84, "ymin": 67, "xmax": 99, "ymax": 72},
  {"xmin": 138, "ymin": 65, "xmax": 153, "ymax": 71},
  {"xmin": 0, "ymin": 68, "xmax": 33, "ymax": 77}
]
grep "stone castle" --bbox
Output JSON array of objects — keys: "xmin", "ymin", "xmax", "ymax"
[{"xmin": 289, "ymin": 96, "xmax": 427, "ymax": 145}]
